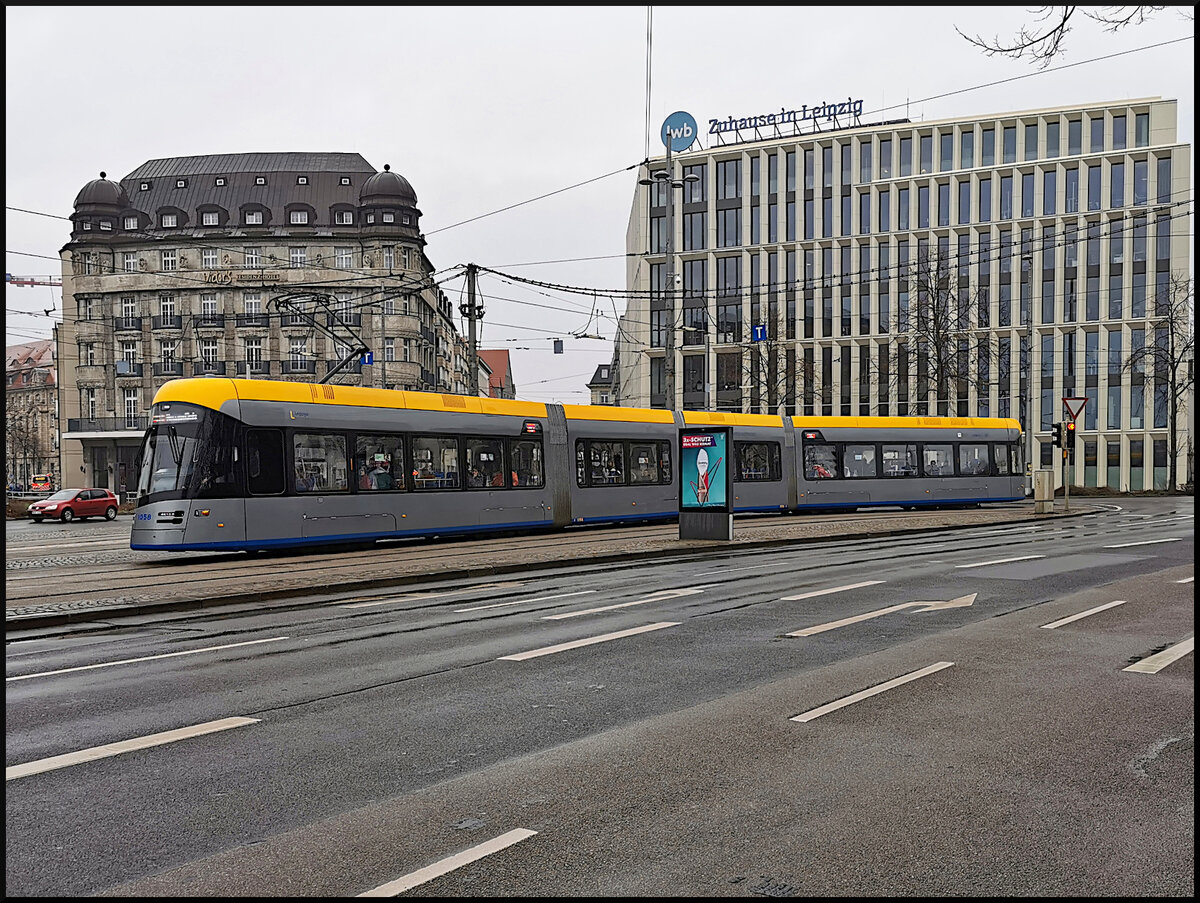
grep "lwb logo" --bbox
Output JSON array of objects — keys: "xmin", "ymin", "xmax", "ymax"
[{"xmin": 661, "ymin": 111, "xmax": 698, "ymax": 153}]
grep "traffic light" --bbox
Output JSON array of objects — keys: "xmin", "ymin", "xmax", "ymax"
[
  {"xmin": 1065, "ymin": 420, "xmax": 1076, "ymax": 458},
  {"xmin": 1051, "ymin": 422, "xmax": 1064, "ymax": 448}
]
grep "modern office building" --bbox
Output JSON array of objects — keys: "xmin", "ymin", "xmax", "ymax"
[
  {"xmin": 57, "ymin": 153, "xmax": 473, "ymax": 497},
  {"xmin": 617, "ymin": 96, "xmax": 1192, "ymax": 491}
]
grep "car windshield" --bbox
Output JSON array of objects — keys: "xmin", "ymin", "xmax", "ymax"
[{"xmin": 42, "ymin": 490, "xmax": 77, "ymax": 502}]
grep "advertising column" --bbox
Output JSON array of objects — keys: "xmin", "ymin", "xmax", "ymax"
[{"xmin": 679, "ymin": 427, "xmax": 733, "ymax": 540}]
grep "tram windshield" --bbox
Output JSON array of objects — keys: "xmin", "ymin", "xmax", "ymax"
[{"xmin": 136, "ymin": 403, "xmax": 239, "ymax": 503}]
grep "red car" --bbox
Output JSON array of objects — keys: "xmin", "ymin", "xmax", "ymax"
[{"xmin": 28, "ymin": 488, "xmax": 119, "ymax": 523}]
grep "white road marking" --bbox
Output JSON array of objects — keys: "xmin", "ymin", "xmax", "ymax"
[
  {"xmin": 456, "ymin": 591, "xmax": 596, "ymax": 612},
  {"xmin": 1040, "ymin": 600, "xmax": 1127, "ymax": 630},
  {"xmin": 787, "ymin": 602, "xmax": 915, "ymax": 636},
  {"xmin": 1122, "ymin": 637, "xmax": 1194, "ymax": 674},
  {"xmin": 955, "ymin": 554, "xmax": 1045, "ymax": 569},
  {"xmin": 498, "ymin": 622, "xmax": 679, "ymax": 661},
  {"xmin": 5, "ymin": 637, "xmax": 290, "ymax": 682},
  {"xmin": 778, "ymin": 580, "xmax": 885, "ymax": 601},
  {"xmin": 787, "ymin": 594, "xmax": 976, "ymax": 636},
  {"xmin": 542, "ymin": 587, "xmax": 711, "ymax": 620},
  {"xmin": 1175, "ymin": 576, "xmax": 1194, "ymax": 584},
  {"xmin": 358, "ymin": 828, "xmax": 537, "ymax": 897},
  {"xmin": 790, "ymin": 662, "xmax": 955, "ymax": 723},
  {"xmin": 339, "ymin": 582, "xmax": 525, "ymax": 608},
  {"xmin": 6, "ymin": 716, "xmax": 259, "ymax": 781},
  {"xmin": 1104, "ymin": 538, "xmax": 1182, "ymax": 549}
]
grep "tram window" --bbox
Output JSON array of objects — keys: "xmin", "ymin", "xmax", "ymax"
[
  {"xmin": 246, "ymin": 428, "xmax": 285, "ymax": 495},
  {"xmin": 922, "ymin": 443, "xmax": 955, "ymax": 476},
  {"xmin": 735, "ymin": 442, "xmax": 781, "ymax": 482},
  {"xmin": 412, "ymin": 435, "xmax": 459, "ymax": 489},
  {"xmin": 804, "ymin": 443, "xmax": 839, "ymax": 480},
  {"xmin": 508, "ymin": 439, "xmax": 544, "ymax": 488},
  {"xmin": 1010, "ymin": 442, "xmax": 1024, "ymax": 475},
  {"xmin": 629, "ymin": 442, "xmax": 660, "ymax": 484},
  {"xmin": 466, "ymin": 438, "xmax": 506, "ymax": 489},
  {"xmin": 844, "ymin": 444, "xmax": 878, "ymax": 478},
  {"xmin": 355, "ymin": 434, "xmax": 404, "ymax": 491},
  {"xmin": 881, "ymin": 443, "xmax": 918, "ymax": 477},
  {"xmin": 658, "ymin": 442, "xmax": 672, "ymax": 483},
  {"xmin": 992, "ymin": 443, "xmax": 1010, "ymax": 475},
  {"xmin": 293, "ymin": 433, "xmax": 348, "ymax": 493},
  {"xmin": 575, "ymin": 442, "xmax": 587, "ymax": 487},
  {"xmin": 589, "ymin": 441, "xmax": 625, "ymax": 485},
  {"xmin": 959, "ymin": 443, "xmax": 990, "ymax": 476}
]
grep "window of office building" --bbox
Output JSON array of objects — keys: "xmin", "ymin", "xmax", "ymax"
[
  {"xmin": 899, "ymin": 136, "xmax": 912, "ymax": 177},
  {"xmin": 1003, "ymin": 125, "xmax": 1017, "ymax": 163}
]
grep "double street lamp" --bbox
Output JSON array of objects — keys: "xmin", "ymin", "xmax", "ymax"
[{"xmin": 639, "ymin": 161, "xmax": 699, "ymax": 411}]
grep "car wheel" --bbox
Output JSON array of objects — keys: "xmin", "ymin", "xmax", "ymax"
[
  {"xmin": 60, "ymin": 508, "xmax": 74, "ymax": 523},
  {"xmin": 31, "ymin": 517, "xmax": 43, "ymax": 523},
  {"xmin": 105, "ymin": 506, "xmax": 117, "ymax": 521}
]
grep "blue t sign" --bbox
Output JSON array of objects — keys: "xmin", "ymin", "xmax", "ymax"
[
  {"xmin": 361, "ymin": 352, "xmax": 374, "ymax": 365},
  {"xmin": 751, "ymin": 324, "xmax": 767, "ymax": 342}
]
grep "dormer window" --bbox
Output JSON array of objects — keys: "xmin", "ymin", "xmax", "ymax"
[
  {"xmin": 366, "ymin": 213, "xmax": 375, "ymax": 224},
  {"xmin": 335, "ymin": 210, "xmax": 353, "ymax": 225},
  {"xmin": 339, "ymin": 177, "xmax": 351, "ymax": 186},
  {"xmin": 140, "ymin": 182, "xmax": 151, "ymax": 191},
  {"xmin": 255, "ymin": 177, "xmax": 266, "ymax": 186},
  {"xmin": 175, "ymin": 179, "xmax": 187, "ymax": 189},
  {"xmin": 124, "ymin": 216, "xmax": 138, "ymax": 230},
  {"xmin": 82, "ymin": 221, "xmax": 93, "ymax": 230},
  {"xmin": 161, "ymin": 213, "xmax": 177, "ymax": 228},
  {"xmin": 290, "ymin": 210, "xmax": 309, "ymax": 225},
  {"xmin": 215, "ymin": 177, "xmax": 226, "ymax": 187},
  {"xmin": 202, "ymin": 211, "xmax": 219, "ymax": 226},
  {"xmin": 297, "ymin": 176, "xmax": 308, "ymax": 185},
  {"xmin": 402, "ymin": 215, "xmax": 411, "ymax": 225},
  {"xmin": 246, "ymin": 211, "xmax": 263, "ymax": 225},
  {"xmin": 100, "ymin": 220, "xmax": 113, "ymax": 231},
  {"xmin": 382, "ymin": 212, "xmax": 395, "ymax": 223}
]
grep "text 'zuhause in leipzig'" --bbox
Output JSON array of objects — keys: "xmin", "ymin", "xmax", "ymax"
[{"xmin": 709, "ymin": 98, "xmax": 865, "ymax": 134}]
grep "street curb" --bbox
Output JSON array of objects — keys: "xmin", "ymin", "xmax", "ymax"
[{"xmin": 6, "ymin": 508, "xmax": 1093, "ymax": 634}]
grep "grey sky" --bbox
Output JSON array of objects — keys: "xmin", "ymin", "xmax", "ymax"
[{"xmin": 5, "ymin": 6, "xmax": 1193, "ymax": 402}]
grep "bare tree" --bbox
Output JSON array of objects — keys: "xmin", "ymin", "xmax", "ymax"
[
  {"xmin": 1123, "ymin": 272, "xmax": 1194, "ymax": 492},
  {"xmin": 957, "ymin": 6, "xmax": 1185, "ymax": 68},
  {"xmin": 876, "ymin": 246, "xmax": 991, "ymax": 417},
  {"xmin": 5, "ymin": 404, "xmax": 45, "ymax": 489}
]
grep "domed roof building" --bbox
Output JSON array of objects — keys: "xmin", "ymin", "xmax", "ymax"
[
  {"xmin": 360, "ymin": 164, "xmax": 418, "ymax": 206},
  {"xmin": 56, "ymin": 152, "xmax": 477, "ymax": 501}
]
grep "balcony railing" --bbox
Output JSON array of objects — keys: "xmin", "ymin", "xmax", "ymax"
[
  {"xmin": 67, "ymin": 415, "xmax": 148, "ymax": 433},
  {"xmin": 193, "ymin": 361, "xmax": 227, "ymax": 376},
  {"xmin": 327, "ymin": 359, "xmax": 362, "ymax": 375},
  {"xmin": 281, "ymin": 359, "xmax": 316, "ymax": 375},
  {"xmin": 281, "ymin": 313, "xmax": 309, "ymax": 327},
  {"xmin": 115, "ymin": 361, "xmax": 144, "ymax": 377},
  {"xmin": 194, "ymin": 314, "xmax": 226, "ymax": 328},
  {"xmin": 327, "ymin": 312, "xmax": 362, "ymax": 327},
  {"xmin": 152, "ymin": 315, "xmax": 184, "ymax": 330},
  {"xmin": 236, "ymin": 314, "xmax": 270, "ymax": 328},
  {"xmin": 113, "ymin": 316, "xmax": 142, "ymax": 331},
  {"xmin": 153, "ymin": 361, "xmax": 185, "ymax": 377},
  {"xmin": 235, "ymin": 360, "xmax": 272, "ymax": 375}
]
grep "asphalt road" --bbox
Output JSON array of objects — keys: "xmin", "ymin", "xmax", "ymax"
[{"xmin": 5, "ymin": 498, "xmax": 1194, "ymax": 896}]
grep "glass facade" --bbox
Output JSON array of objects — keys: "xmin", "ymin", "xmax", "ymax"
[{"xmin": 624, "ymin": 101, "xmax": 1189, "ymax": 491}]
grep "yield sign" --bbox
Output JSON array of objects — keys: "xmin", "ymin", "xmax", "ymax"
[{"xmin": 1063, "ymin": 396, "xmax": 1088, "ymax": 422}]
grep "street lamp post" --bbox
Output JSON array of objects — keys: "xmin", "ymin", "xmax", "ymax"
[
  {"xmin": 1022, "ymin": 253, "xmax": 1033, "ymax": 494},
  {"xmin": 640, "ymin": 155, "xmax": 699, "ymax": 410}
]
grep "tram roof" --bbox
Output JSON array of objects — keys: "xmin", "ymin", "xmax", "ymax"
[{"xmin": 151, "ymin": 379, "xmax": 1020, "ymax": 432}]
